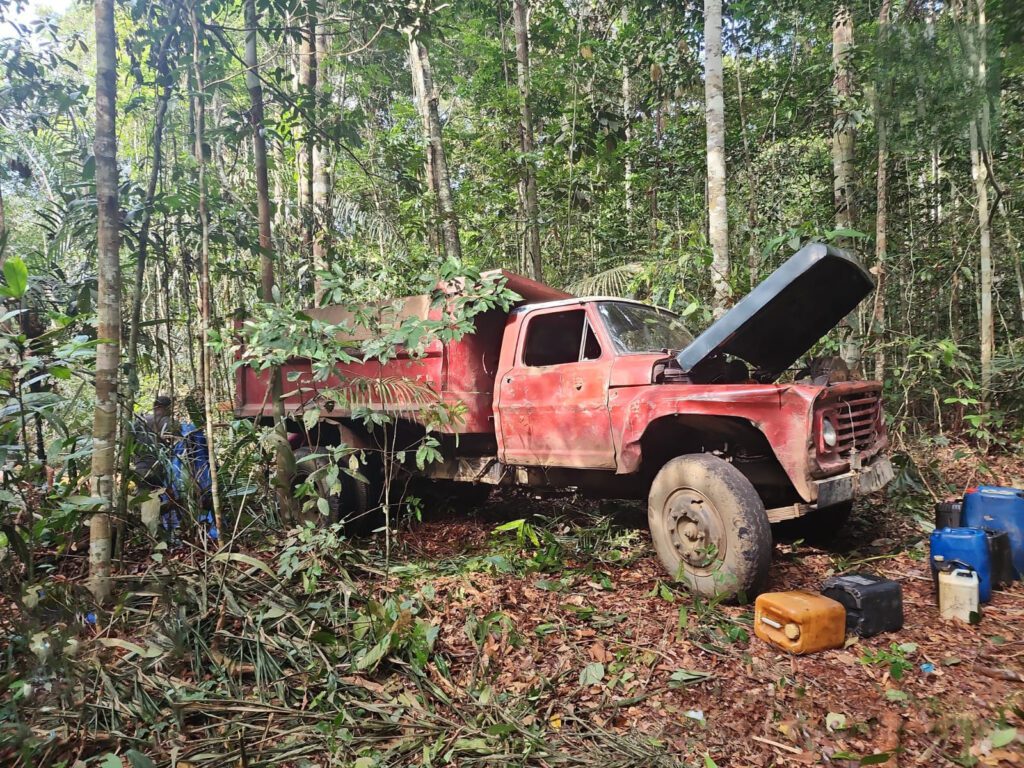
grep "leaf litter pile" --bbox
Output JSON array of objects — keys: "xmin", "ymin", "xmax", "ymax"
[{"xmin": 2, "ymin": 490, "xmax": 1022, "ymax": 767}]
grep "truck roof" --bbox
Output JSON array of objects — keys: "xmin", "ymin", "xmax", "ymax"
[{"xmin": 511, "ymin": 296, "xmax": 654, "ymax": 314}]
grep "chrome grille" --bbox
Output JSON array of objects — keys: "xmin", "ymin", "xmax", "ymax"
[{"xmin": 832, "ymin": 392, "xmax": 881, "ymax": 455}]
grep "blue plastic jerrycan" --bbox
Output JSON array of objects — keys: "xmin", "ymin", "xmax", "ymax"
[
  {"xmin": 963, "ymin": 486, "xmax": 1024, "ymax": 579},
  {"xmin": 930, "ymin": 527, "xmax": 992, "ymax": 603}
]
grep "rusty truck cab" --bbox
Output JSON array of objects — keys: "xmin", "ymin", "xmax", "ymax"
[{"xmin": 494, "ymin": 244, "xmax": 892, "ymax": 523}]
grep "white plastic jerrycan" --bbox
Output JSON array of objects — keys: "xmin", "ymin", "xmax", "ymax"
[{"xmin": 938, "ymin": 567, "xmax": 980, "ymax": 623}]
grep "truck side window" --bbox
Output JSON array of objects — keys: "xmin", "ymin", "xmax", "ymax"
[
  {"xmin": 582, "ymin": 324, "xmax": 602, "ymax": 360},
  {"xmin": 523, "ymin": 309, "xmax": 588, "ymax": 367}
]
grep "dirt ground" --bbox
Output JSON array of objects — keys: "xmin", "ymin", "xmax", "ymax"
[{"xmin": 369, "ymin": 489, "xmax": 1024, "ymax": 767}]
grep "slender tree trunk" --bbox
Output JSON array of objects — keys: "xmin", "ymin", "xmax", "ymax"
[
  {"xmin": 408, "ymin": 32, "xmax": 462, "ymax": 261},
  {"xmin": 191, "ymin": 5, "xmax": 224, "ymax": 542},
  {"xmin": 408, "ymin": 38, "xmax": 441, "ymax": 256},
  {"xmin": 273, "ymin": 139, "xmax": 287, "ymax": 254},
  {"xmin": 704, "ymin": 0, "xmax": 730, "ymax": 315},
  {"xmin": 832, "ymin": 4, "xmax": 860, "ymax": 370},
  {"xmin": 872, "ymin": 0, "xmax": 892, "ymax": 383},
  {"xmin": 1000, "ymin": 205, "xmax": 1024, "ymax": 327},
  {"xmin": 246, "ymin": 0, "xmax": 294, "ymax": 520},
  {"xmin": 971, "ymin": 117, "xmax": 993, "ymax": 398},
  {"xmin": 0, "ymin": 178, "xmax": 6, "ymax": 247},
  {"xmin": 160, "ymin": 250, "xmax": 175, "ymax": 401},
  {"xmin": 973, "ymin": 0, "xmax": 994, "ymax": 401},
  {"xmin": 621, "ymin": 6, "xmax": 632, "ymax": 215},
  {"xmin": 512, "ymin": 0, "xmax": 541, "ymax": 280},
  {"xmin": 297, "ymin": 8, "xmax": 316, "ymax": 282},
  {"xmin": 649, "ymin": 93, "xmax": 662, "ymax": 244},
  {"xmin": 89, "ymin": 0, "xmax": 120, "ymax": 603},
  {"xmin": 735, "ymin": 61, "xmax": 759, "ymax": 288},
  {"xmin": 312, "ymin": 25, "xmax": 331, "ymax": 299}
]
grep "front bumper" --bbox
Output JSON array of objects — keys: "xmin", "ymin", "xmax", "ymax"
[{"xmin": 815, "ymin": 455, "xmax": 895, "ymax": 509}]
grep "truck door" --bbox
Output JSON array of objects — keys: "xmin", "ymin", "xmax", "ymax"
[{"xmin": 496, "ymin": 306, "xmax": 615, "ymax": 469}]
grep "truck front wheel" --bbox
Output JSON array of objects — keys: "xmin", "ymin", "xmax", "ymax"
[{"xmin": 648, "ymin": 454, "xmax": 771, "ymax": 600}]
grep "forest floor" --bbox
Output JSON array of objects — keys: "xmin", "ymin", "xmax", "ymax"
[
  {"xmin": 3, "ymin": 443, "xmax": 1024, "ymax": 767},
  {"xmin": 370, "ymin": 489, "xmax": 1024, "ymax": 767}
]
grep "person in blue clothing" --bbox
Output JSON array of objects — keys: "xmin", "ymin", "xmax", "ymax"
[{"xmin": 169, "ymin": 419, "xmax": 218, "ymax": 540}]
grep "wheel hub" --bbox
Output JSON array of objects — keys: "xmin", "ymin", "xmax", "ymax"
[{"xmin": 665, "ymin": 487, "xmax": 726, "ymax": 572}]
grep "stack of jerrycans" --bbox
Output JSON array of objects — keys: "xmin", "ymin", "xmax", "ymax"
[
  {"xmin": 755, "ymin": 574, "xmax": 903, "ymax": 655},
  {"xmin": 929, "ymin": 486, "xmax": 1022, "ymax": 622}
]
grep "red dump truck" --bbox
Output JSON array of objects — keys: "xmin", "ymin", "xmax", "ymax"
[{"xmin": 236, "ymin": 243, "xmax": 893, "ymax": 597}]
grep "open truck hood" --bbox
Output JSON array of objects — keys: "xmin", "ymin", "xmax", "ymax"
[{"xmin": 677, "ymin": 243, "xmax": 873, "ymax": 383}]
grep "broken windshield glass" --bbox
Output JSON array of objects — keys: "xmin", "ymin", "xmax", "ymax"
[{"xmin": 598, "ymin": 302, "xmax": 694, "ymax": 355}]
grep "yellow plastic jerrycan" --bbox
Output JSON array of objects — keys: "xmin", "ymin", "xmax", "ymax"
[{"xmin": 754, "ymin": 590, "xmax": 847, "ymax": 654}]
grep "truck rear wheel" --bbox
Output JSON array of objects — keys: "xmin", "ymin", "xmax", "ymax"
[
  {"xmin": 291, "ymin": 448, "xmax": 370, "ymax": 532},
  {"xmin": 648, "ymin": 454, "xmax": 771, "ymax": 601}
]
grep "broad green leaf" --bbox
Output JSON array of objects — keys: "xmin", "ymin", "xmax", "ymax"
[
  {"xmin": 991, "ymin": 727, "xmax": 1017, "ymax": 748},
  {"xmin": 2, "ymin": 258, "xmax": 28, "ymax": 299},
  {"xmin": 579, "ymin": 661, "xmax": 604, "ymax": 686},
  {"xmin": 669, "ymin": 668, "xmax": 711, "ymax": 687},
  {"xmin": 211, "ymin": 551, "xmax": 276, "ymax": 578},
  {"xmin": 98, "ymin": 638, "xmax": 162, "ymax": 658},
  {"xmin": 356, "ymin": 632, "xmax": 392, "ymax": 672}
]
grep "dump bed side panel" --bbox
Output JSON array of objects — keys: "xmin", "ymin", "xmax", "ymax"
[{"xmin": 235, "ymin": 309, "xmax": 506, "ymax": 435}]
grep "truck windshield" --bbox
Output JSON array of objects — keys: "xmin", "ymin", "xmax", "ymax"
[{"xmin": 597, "ymin": 302, "xmax": 694, "ymax": 355}]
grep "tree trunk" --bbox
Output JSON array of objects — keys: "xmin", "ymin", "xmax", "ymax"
[
  {"xmin": 832, "ymin": 4, "xmax": 860, "ymax": 370},
  {"xmin": 735, "ymin": 59, "xmax": 759, "ymax": 288},
  {"xmin": 704, "ymin": 0, "xmax": 730, "ymax": 315},
  {"xmin": 246, "ymin": 0, "xmax": 294, "ymax": 520},
  {"xmin": 408, "ymin": 38, "xmax": 441, "ymax": 256},
  {"xmin": 0, "ymin": 176, "xmax": 6, "ymax": 247},
  {"xmin": 408, "ymin": 32, "xmax": 462, "ymax": 261},
  {"xmin": 126, "ymin": 77, "xmax": 171, "ymax": 393},
  {"xmin": 89, "ymin": 0, "xmax": 120, "ymax": 603},
  {"xmin": 649, "ymin": 95, "xmax": 662, "ymax": 245},
  {"xmin": 621, "ymin": 6, "xmax": 632, "ymax": 215},
  {"xmin": 191, "ymin": 5, "xmax": 224, "ymax": 542},
  {"xmin": 872, "ymin": 0, "xmax": 892, "ymax": 383},
  {"xmin": 512, "ymin": 0, "xmax": 541, "ymax": 281},
  {"xmin": 973, "ymin": 0, "xmax": 994, "ymax": 401},
  {"xmin": 297, "ymin": 8, "xmax": 316, "ymax": 282},
  {"xmin": 311, "ymin": 25, "xmax": 331, "ymax": 298},
  {"xmin": 1000, "ymin": 205, "xmax": 1024, "ymax": 328}
]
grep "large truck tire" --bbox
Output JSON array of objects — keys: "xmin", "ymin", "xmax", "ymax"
[
  {"xmin": 291, "ymin": 447, "xmax": 370, "ymax": 532},
  {"xmin": 648, "ymin": 453, "xmax": 771, "ymax": 601}
]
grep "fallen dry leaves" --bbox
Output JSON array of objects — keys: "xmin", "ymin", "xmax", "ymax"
[{"xmin": 367, "ymin": 491, "xmax": 1024, "ymax": 766}]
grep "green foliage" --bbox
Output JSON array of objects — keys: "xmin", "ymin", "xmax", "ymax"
[{"xmin": 861, "ymin": 642, "xmax": 919, "ymax": 682}]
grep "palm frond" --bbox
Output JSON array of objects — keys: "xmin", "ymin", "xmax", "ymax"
[{"xmin": 567, "ymin": 262, "xmax": 645, "ymax": 298}]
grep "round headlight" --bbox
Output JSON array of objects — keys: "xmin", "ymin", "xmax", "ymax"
[{"xmin": 822, "ymin": 418, "xmax": 838, "ymax": 448}]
